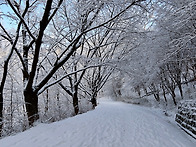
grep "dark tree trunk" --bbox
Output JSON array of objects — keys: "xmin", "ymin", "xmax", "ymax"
[
  {"xmin": 45, "ymin": 89, "xmax": 49, "ymax": 114},
  {"xmin": 90, "ymin": 90, "xmax": 98, "ymax": 109},
  {"xmin": 91, "ymin": 97, "xmax": 97, "ymax": 109},
  {"xmin": 149, "ymin": 84, "xmax": 160, "ymax": 102},
  {"xmin": 0, "ymin": 58, "xmax": 13, "ymax": 136},
  {"xmin": 24, "ymin": 89, "xmax": 39, "ymax": 126},
  {"xmin": 177, "ymin": 81, "xmax": 183, "ymax": 99},
  {"xmin": 171, "ymin": 90, "xmax": 177, "ymax": 105},
  {"xmin": 72, "ymin": 86, "xmax": 79, "ymax": 115},
  {"xmin": 162, "ymin": 85, "xmax": 167, "ymax": 104},
  {"xmin": 73, "ymin": 93, "xmax": 79, "ymax": 115},
  {"xmin": 153, "ymin": 93, "xmax": 160, "ymax": 102},
  {"xmin": 0, "ymin": 94, "xmax": 3, "ymax": 136}
]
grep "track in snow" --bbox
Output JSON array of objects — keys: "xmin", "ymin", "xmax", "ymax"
[{"xmin": 0, "ymin": 98, "xmax": 195, "ymax": 147}]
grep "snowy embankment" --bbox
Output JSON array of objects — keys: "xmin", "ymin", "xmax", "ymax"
[
  {"xmin": 176, "ymin": 100, "xmax": 196, "ymax": 139},
  {"xmin": 0, "ymin": 98, "xmax": 195, "ymax": 147}
]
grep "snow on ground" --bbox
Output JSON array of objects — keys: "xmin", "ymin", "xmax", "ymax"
[{"xmin": 0, "ymin": 98, "xmax": 195, "ymax": 147}]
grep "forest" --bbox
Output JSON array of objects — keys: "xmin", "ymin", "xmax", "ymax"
[{"xmin": 0, "ymin": 0, "xmax": 195, "ymax": 138}]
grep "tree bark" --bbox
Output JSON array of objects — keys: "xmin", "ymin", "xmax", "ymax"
[
  {"xmin": 177, "ymin": 81, "xmax": 183, "ymax": 99},
  {"xmin": 73, "ymin": 91, "xmax": 79, "ymax": 115},
  {"xmin": 0, "ymin": 94, "xmax": 3, "ymax": 136},
  {"xmin": 171, "ymin": 90, "xmax": 177, "ymax": 105},
  {"xmin": 153, "ymin": 93, "xmax": 160, "ymax": 102},
  {"xmin": 91, "ymin": 86, "xmax": 98, "ymax": 108},
  {"xmin": 24, "ymin": 89, "xmax": 39, "ymax": 126},
  {"xmin": 162, "ymin": 85, "xmax": 167, "ymax": 104},
  {"xmin": 91, "ymin": 98, "xmax": 97, "ymax": 109}
]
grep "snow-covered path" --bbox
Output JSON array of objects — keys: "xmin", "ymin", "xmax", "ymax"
[{"xmin": 0, "ymin": 98, "xmax": 195, "ymax": 147}]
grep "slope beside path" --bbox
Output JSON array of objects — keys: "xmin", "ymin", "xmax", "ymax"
[{"xmin": 0, "ymin": 98, "xmax": 195, "ymax": 147}]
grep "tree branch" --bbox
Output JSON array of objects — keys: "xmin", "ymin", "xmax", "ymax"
[
  {"xmin": 7, "ymin": 0, "xmax": 36, "ymax": 40},
  {"xmin": 37, "ymin": 64, "xmax": 105, "ymax": 95}
]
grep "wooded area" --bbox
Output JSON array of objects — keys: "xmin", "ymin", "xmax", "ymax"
[{"xmin": 0, "ymin": 0, "xmax": 195, "ymax": 137}]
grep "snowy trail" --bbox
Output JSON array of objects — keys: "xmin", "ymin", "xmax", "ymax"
[{"xmin": 0, "ymin": 98, "xmax": 195, "ymax": 147}]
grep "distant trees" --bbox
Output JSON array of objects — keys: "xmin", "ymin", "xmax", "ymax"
[
  {"xmin": 153, "ymin": 0, "xmax": 196, "ymax": 104},
  {"xmin": 109, "ymin": 0, "xmax": 196, "ymax": 106}
]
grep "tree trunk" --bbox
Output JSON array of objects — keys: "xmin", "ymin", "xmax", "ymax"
[
  {"xmin": 0, "ymin": 93, "xmax": 3, "ymax": 136},
  {"xmin": 171, "ymin": 90, "xmax": 177, "ymax": 105},
  {"xmin": 72, "ymin": 88, "xmax": 79, "ymax": 115},
  {"xmin": 45, "ymin": 89, "xmax": 49, "ymax": 114},
  {"xmin": 90, "ymin": 90, "xmax": 98, "ymax": 109},
  {"xmin": 0, "ymin": 59, "xmax": 11, "ymax": 136},
  {"xmin": 162, "ymin": 85, "xmax": 167, "ymax": 104},
  {"xmin": 24, "ymin": 89, "xmax": 39, "ymax": 126},
  {"xmin": 153, "ymin": 93, "xmax": 160, "ymax": 102},
  {"xmin": 177, "ymin": 81, "xmax": 183, "ymax": 99},
  {"xmin": 91, "ymin": 97, "xmax": 97, "ymax": 109}
]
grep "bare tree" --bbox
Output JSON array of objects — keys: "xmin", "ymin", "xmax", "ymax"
[
  {"xmin": 0, "ymin": 0, "xmax": 146, "ymax": 127},
  {"xmin": 0, "ymin": 0, "xmax": 30, "ymax": 134}
]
